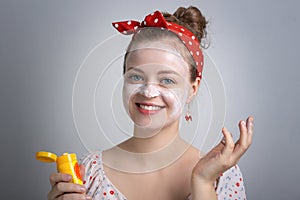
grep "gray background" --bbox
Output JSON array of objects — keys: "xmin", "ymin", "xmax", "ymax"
[{"xmin": 1, "ymin": 0, "xmax": 299, "ymax": 199}]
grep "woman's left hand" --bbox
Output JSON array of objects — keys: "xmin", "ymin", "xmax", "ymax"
[{"xmin": 192, "ymin": 116, "xmax": 254, "ymax": 185}]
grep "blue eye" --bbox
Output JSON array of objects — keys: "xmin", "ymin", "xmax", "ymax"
[
  {"xmin": 129, "ymin": 74, "xmax": 143, "ymax": 81},
  {"xmin": 161, "ymin": 78, "xmax": 175, "ymax": 85}
]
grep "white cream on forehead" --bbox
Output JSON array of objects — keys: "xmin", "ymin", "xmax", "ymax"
[
  {"xmin": 130, "ymin": 41, "xmax": 181, "ymax": 55},
  {"xmin": 127, "ymin": 42, "xmax": 189, "ymax": 72}
]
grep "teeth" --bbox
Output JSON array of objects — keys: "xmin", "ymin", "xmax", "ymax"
[{"xmin": 139, "ymin": 104, "xmax": 161, "ymax": 111}]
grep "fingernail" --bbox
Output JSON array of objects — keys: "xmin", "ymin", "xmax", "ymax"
[
  {"xmin": 85, "ymin": 195, "xmax": 92, "ymax": 199},
  {"xmin": 241, "ymin": 121, "xmax": 246, "ymax": 126},
  {"xmin": 80, "ymin": 186, "xmax": 86, "ymax": 193},
  {"xmin": 249, "ymin": 118, "xmax": 254, "ymax": 126},
  {"xmin": 65, "ymin": 174, "xmax": 72, "ymax": 180}
]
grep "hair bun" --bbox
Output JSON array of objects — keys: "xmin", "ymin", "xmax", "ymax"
[{"xmin": 163, "ymin": 6, "xmax": 208, "ymax": 42}]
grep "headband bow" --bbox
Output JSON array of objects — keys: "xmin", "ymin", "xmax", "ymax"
[{"xmin": 112, "ymin": 11, "xmax": 204, "ymax": 79}]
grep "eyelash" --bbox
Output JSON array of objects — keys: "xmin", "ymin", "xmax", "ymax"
[
  {"xmin": 127, "ymin": 74, "xmax": 176, "ymax": 85},
  {"xmin": 128, "ymin": 74, "xmax": 143, "ymax": 81},
  {"xmin": 160, "ymin": 78, "xmax": 175, "ymax": 85}
]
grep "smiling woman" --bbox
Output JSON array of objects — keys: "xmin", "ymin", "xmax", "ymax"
[{"xmin": 47, "ymin": 6, "xmax": 254, "ymax": 200}]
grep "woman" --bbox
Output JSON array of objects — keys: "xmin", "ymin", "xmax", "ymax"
[{"xmin": 48, "ymin": 6, "xmax": 253, "ymax": 200}]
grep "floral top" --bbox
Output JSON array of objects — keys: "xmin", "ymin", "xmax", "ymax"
[{"xmin": 80, "ymin": 151, "xmax": 247, "ymax": 200}]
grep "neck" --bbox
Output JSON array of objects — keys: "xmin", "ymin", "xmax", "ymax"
[{"xmin": 103, "ymin": 120, "xmax": 191, "ymax": 173}]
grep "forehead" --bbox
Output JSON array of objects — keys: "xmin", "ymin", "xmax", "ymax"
[{"xmin": 125, "ymin": 45, "xmax": 190, "ymax": 76}]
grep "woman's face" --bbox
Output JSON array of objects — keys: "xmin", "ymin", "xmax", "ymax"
[{"xmin": 122, "ymin": 45, "xmax": 197, "ymax": 133}]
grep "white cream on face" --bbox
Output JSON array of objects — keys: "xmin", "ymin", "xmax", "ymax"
[
  {"xmin": 139, "ymin": 84, "xmax": 161, "ymax": 98},
  {"xmin": 122, "ymin": 46, "xmax": 191, "ymax": 130},
  {"xmin": 122, "ymin": 79, "xmax": 188, "ymax": 116}
]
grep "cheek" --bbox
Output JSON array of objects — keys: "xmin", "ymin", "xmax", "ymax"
[
  {"xmin": 122, "ymin": 83, "xmax": 142, "ymax": 113},
  {"xmin": 161, "ymin": 87, "xmax": 189, "ymax": 118}
]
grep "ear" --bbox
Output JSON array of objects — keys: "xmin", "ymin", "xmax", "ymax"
[{"xmin": 186, "ymin": 77, "xmax": 201, "ymax": 104}]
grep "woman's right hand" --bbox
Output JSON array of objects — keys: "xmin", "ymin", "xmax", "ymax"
[{"xmin": 47, "ymin": 165, "xmax": 91, "ymax": 200}]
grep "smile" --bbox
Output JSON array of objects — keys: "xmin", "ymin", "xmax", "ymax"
[
  {"xmin": 136, "ymin": 103, "xmax": 165, "ymax": 114},
  {"xmin": 139, "ymin": 104, "xmax": 161, "ymax": 110}
]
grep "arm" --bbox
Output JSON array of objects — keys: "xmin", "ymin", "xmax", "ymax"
[{"xmin": 191, "ymin": 177, "xmax": 217, "ymax": 200}]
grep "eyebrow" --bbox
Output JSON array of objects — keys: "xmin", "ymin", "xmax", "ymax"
[
  {"xmin": 126, "ymin": 66, "xmax": 143, "ymax": 73},
  {"xmin": 127, "ymin": 67, "xmax": 181, "ymax": 76},
  {"xmin": 157, "ymin": 70, "xmax": 181, "ymax": 76}
]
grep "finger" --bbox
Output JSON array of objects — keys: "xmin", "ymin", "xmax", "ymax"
[
  {"xmin": 233, "ymin": 116, "xmax": 254, "ymax": 160},
  {"xmin": 220, "ymin": 137, "xmax": 226, "ymax": 145},
  {"xmin": 210, "ymin": 131, "xmax": 230, "ymax": 153},
  {"xmin": 49, "ymin": 182, "xmax": 86, "ymax": 199},
  {"xmin": 220, "ymin": 127, "xmax": 235, "ymax": 156},
  {"xmin": 243, "ymin": 116, "xmax": 254, "ymax": 146},
  {"xmin": 215, "ymin": 129, "xmax": 233, "ymax": 149},
  {"xmin": 246, "ymin": 116, "xmax": 254, "ymax": 144},
  {"xmin": 232, "ymin": 120, "xmax": 249, "ymax": 158},
  {"xmin": 49, "ymin": 173, "xmax": 72, "ymax": 187},
  {"xmin": 79, "ymin": 164, "xmax": 85, "ymax": 181},
  {"xmin": 56, "ymin": 193, "xmax": 92, "ymax": 200}
]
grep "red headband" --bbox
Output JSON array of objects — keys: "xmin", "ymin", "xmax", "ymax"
[{"xmin": 112, "ymin": 11, "xmax": 204, "ymax": 79}]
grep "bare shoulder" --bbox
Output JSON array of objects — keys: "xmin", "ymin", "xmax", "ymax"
[{"xmin": 180, "ymin": 142, "xmax": 202, "ymax": 165}]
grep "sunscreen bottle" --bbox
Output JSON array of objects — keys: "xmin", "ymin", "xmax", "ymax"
[{"xmin": 36, "ymin": 151, "xmax": 83, "ymax": 185}]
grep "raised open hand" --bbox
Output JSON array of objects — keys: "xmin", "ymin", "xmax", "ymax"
[{"xmin": 192, "ymin": 116, "xmax": 254, "ymax": 184}]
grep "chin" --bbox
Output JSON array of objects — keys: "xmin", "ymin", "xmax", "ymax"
[
  {"xmin": 132, "ymin": 113, "xmax": 181, "ymax": 134},
  {"xmin": 126, "ymin": 102, "xmax": 182, "ymax": 133},
  {"xmin": 132, "ymin": 115, "xmax": 167, "ymax": 130}
]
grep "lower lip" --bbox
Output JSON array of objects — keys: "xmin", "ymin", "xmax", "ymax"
[{"xmin": 136, "ymin": 105, "xmax": 163, "ymax": 115}]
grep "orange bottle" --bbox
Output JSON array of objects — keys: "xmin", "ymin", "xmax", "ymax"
[{"xmin": 36, "ymin": 151, "xmax": 83, "ymax": 185}]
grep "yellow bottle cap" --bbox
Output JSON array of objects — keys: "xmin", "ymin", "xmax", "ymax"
[{"xmin": 36, "ymin": 151, "xmax": 57, "ymax": 163}]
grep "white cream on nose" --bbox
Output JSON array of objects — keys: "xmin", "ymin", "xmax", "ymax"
[{"xmin": 139, "ymin": 84, "xmax": 161, "ymax": 98}]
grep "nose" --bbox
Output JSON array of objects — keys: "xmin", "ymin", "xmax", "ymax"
[{"xmin": 139, "ymin": 84, "xmax": 160, "ymax": 98}]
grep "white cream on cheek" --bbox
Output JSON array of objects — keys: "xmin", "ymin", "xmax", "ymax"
[
  {"xmin": 160, "ymin": 85, "xmax": 189, "ymax": 120},
  {"xmin": 122, "ymin": 82, "xmax": 142, "ymax": 114},
  {"xmin": 122, "ymin": 80, "xmax": 189, "ymax": 121},
  {"xmin": 122, "ymin": 82, "xmax": 161, "ymax": 111}
]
